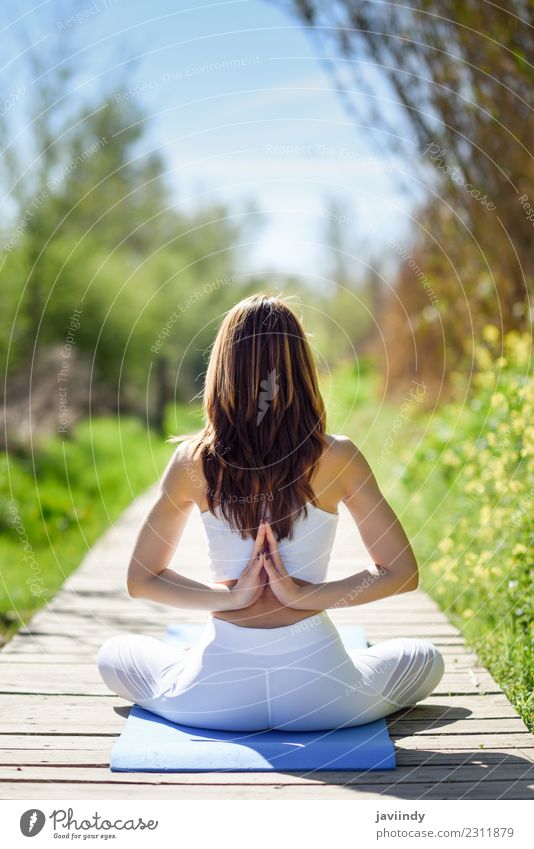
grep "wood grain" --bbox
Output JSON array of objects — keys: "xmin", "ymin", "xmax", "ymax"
[{"xmin": 0, "ymin": 494, "xmax": 532, "ymax": 800}]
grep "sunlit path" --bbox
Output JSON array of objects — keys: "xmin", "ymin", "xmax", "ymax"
[{"xmin": 0, "ymin": 489, "xmax": 532, "ymax": 799}]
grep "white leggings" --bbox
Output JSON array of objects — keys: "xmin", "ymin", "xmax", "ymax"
[{"xmin": 97, "ymin": 611, "xmax": 444, "ymax": 732}]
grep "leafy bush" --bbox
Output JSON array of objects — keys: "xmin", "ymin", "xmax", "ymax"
[
  {"xmin": 0, "ymin": 406, "xmax": 200, "ymax": 637},
  {"xmin": 397, "ymin": 328, "xmax": 533, "ymax": 729}
]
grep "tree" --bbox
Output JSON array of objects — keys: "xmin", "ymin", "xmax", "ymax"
[
  {"xmin": 0, "ymin": 6, "xmax": 251, "ymax": 439},
  {"xmin": 274, "ymin": 0, "xmax": 534, "ymax": 388}
]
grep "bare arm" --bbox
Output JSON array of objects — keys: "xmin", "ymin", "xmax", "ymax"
[
  {"xmin": 287, "ymin": 438, "xmax": 419, "ymax": 610},
  {"xmin": 126, "ymin": 444, "xmax": 265, "ymax": 611}
]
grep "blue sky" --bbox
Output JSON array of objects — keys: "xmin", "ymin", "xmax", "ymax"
[{"xmin": 4, "ymin": 0, "xmax": 421, "ymax": 278}]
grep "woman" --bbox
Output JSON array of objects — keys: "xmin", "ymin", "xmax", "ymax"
[{"xmin": 97, "ymin": 294, "xmax": 444, "ymax": 732}]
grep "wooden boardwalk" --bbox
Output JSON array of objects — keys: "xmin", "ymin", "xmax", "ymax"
[{"xmin": 1, "ymin": 488, "xmax": 533, "ymax": 799}]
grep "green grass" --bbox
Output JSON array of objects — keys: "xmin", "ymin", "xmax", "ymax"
[
  {"xmin": 325, "ymin": 334, "xmax": 533, "ymax": 732},
  {"xmin": 320, "ymin": 360, "xmax": 428, "ymax": 492},
  {"xmin": 0, "ymin": 404, "xmax": 202, "ymax": 640}
]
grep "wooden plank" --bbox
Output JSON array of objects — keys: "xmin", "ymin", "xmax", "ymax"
[
  {"xmin": 394, "ymin": 733, "xmax": 534, "ymax": 750},
  {"xmin": 27, "ymin": 609, "xmax": 463, "ymax": 631},
  {"xmin": 0, "ymin": 698, "xmax": 527, "ymax": 736},
  {"xmin": 1, "ymin": 739, "xmax": 531, "ymax": 768},
  {"xmin": 1, "ymin": 763, "xmax": 534, "ymax": 786},
  {"xmin": 0, "ymin": 651, "xmax": 486, "ymax": 672},
  {"xmin": 395, "ymin": 747, "xmax": 534, "ymax": 765},
  {"xmin": 0, "ymin": 665, "xmax": 500, "ymax": 696},
  {"xmin": 1, "ymin": 635, "xmax": 468, "ymax": 656},
  {"xmin": 0, "ymin": 691, "xmax": 520, "ymax": 713},
  {"xmin": 46, "ymin": 615, "xmax": 453, "ymax": 632},
  {"xmin": 0, "ymin": 690, "xmax": 517, "ymax": 718},
  {"xmin": 2, "ymin": 732, "xmax": 529, "ymax": 752},
  {"xmin": 388, "ymin": 719, "xmax": 525, "ymax": 734},
  {"xmin": 20, "ymin": 620, "xmax": 462, "ymax": 639},
  {"xmin": 393, "ymin": 694, "xmax": 521, "ymax": 718},
  {"xmin": 0, "ymin": 781, "xmax": 532, "ymax": 800}
]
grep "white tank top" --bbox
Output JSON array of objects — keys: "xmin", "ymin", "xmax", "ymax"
[{"xmin": 201, "ymin": 502, "xmax": 339, "ymax": 582}]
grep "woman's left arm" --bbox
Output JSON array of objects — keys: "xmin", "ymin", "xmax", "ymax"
[{"xmin": 266, "ymin": 438, "xmax": 419, "ymax": 611}]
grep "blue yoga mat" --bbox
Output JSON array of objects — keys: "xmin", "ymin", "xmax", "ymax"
[{"xmin": 110, "ymin": 624, "xmax": 396, "ymax": 772}]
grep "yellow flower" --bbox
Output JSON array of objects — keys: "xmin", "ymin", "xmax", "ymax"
[
  {"xmin": 465, "ymin": 480, "xmax": 484, "ymax": 494},
  {"xmin": 475, "ymin": 347, "xmax": 493, "ymax": 370},
  {"xmin": 518, "ymin": 383, "xmax": 534, "ymax": 403},
  {"xmin": 463, "ymin": 608, "xmax": 475, "ymax": 618},
  {"xmin": 442, "ymin": 449, "xmax": 460, "ymax": 466},
  {"xmin": 482, "ymin": 325, "xmax": 500, "ymax": 344},
  {"xmin": 479, "ymin": 505, "xmax": 492, "ymax": 524},
  {"xmin": 504, "ymin": 333, "xmax": 531, "ymax": 365}
]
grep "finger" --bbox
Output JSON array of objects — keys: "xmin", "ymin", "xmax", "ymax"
[
  {"xmin": 246, "ymin": 551, "xmax": 264, "ymax": 574},
  {"xmin": 253, "ymin": 552, "xmax": 266, "ymax": 572},
  {"xmin": 263, "ymin": 551, "xmax": 280, "ymax": 575},
  {"xmin": 264, "ymin": 523, "xmax": 284, "ymax": 569},
  {"xmin": 251, "ymin": 521, "xmax": 267, "ymax": 558},
  {"xmin": 252, "ymin": 554, "xmax": 268, "ymax": 588},
  {"xmin": 266, "ymin": 550, "xmax": 287, "ymax": 576},
  {"xmin": 244, "ymin": 546, "xmax": 265, "ymax": 572},
  {"xmin": 264, "ymin": 521, "xmax": 279, "ymax": 553},
  {"xmin": 263, "ymin": 555, "xmax": 281, "ymax": 579}
]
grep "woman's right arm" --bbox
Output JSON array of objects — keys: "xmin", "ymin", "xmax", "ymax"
[{"xmin": 126, "ymin": 444, "xmax": 265, "ymax": 611}]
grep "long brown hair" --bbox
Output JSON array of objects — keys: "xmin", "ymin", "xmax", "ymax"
[{"xmin": 175, "ymin": 293, "xmax": 327, "ymax": 540}]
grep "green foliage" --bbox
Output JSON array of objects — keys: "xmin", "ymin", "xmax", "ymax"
[
  {"xmin": 0, "ymin": 405, "xmax": 200, "ymax": 635},
  {"xmin": 395, "ymin": 328, "xmax": 534, "ymax": 730},
  {"xmin": 324, "ymin": 361, "xmax": 427, "ymax": 492},
  {"xmin": 0, "ymin": 84, "xmax": 248, "ymax": 407},
  {"xmin": 323, "ymin": 359, "xmax": 380, "ymax": 433},
  {"xmin": 330, "ymin": 333, "xmax": 533, "ymax": 729}
]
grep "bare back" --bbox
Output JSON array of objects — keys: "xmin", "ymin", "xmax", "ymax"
[{"xmin": 192, "ymin": 434, "xmax": 349, "ymax": 628}]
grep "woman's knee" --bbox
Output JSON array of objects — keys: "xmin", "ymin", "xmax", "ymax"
[
  {"xmin": 412, "ymin": 639, "xmax": 445, "ymax": 697},
  {"xmin": 382, "ymin": 637, "xmax": 444, "ymax": 707},
  {"xmin": 97, "ymin": 634, "xmax": 129, "ymax": 693},
  {"xmin": 428, "ymin": 641, "xmax": 444, "ymax": 686},
  {"xmin": 96, "ymin": 633, "xmax": 156, "ymax": 702}
]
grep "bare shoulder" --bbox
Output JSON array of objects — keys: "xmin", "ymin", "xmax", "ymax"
[
  {"xmin": 323, "ymin": 434, "xmax": 376, "ymax": 501},
  {"xmin": 159, "ymin": 437, "xmax": 205, "ymax": 505},
  {"xmin": 324, "ymin": 433, "xmax": 366, "ymax": 467}
]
